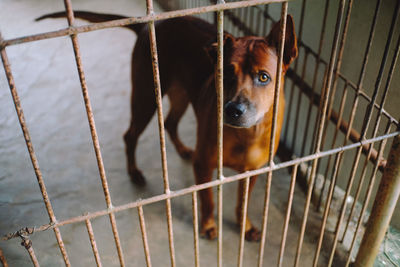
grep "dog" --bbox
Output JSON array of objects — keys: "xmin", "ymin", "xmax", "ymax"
[{"xmin": 37, "ymin": 11, "xmax": 297, "ymax": 241}]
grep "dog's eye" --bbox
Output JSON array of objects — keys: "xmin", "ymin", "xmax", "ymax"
[{"xmin": 257, "ymin": 72, "xmax": 270, "ymax": 84}]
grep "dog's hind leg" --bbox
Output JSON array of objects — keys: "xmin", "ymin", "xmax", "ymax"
[
  {"xmin": 124, "ymin": 65, "xmax": 158, "ymax": 186},
  {"xmin": 165, "ymin": 87, "xmax": 194, "ymax": 160}
]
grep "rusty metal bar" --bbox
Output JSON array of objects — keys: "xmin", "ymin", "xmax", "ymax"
[
  {"xmin": 237, "ymin": 177, "xmax": 250, "ymax": 267},
  {"xmin": 294, "ymin": 0, "xmax": 346, "ymax": 265},
  {"xmin": 277, "ymin": 164, "xmax": 298, "ymax": 267},
  {"xmin": 138, "ymin": 206, "xmax": 152, "ymax": 267},
  {"xmin": 61, "ymin": 0, "xmax": 125, "ymax": 265},
  {"xmin": 215, "ymin": 2, "xmax": 225, "ymax": 266},
  {"xmin": 21, "ymin": 238, "xmax": 40, "ymax": 267},
  {"xmin": 312, "ymin": 152, "xmax": 343, "ymax": 267},
  {"xmin": 0, "ymin": 0, "xmax": 288, "ymax": 48},
  {"xmin": 0, "ymin": 32, "xmax": 71, "ymax": 267},
  {"xmin": 284, "ymin": 0, "xmax": 307, "ymax": 146},
  {"xmin": 258, "ymin": 3, "xmax": 288, "ymax": 267},
  {"xmin": 354, "ymin": 131, "xmax": 400, "ymax": 266},
  {"xmin": 317, "ymin": 82, "xmax": 349, "ymax": 210},
  {"xmin": 345, "ymin": 122, "xmax": 392, "ymax": 266},
  {"xmin": 191, "ymin": 192, "xmax": 200, "ymax": 267},
  {"xmin": 85, "ymin": 219, "xmax": 103, "ymax": 267},
  {"xmin": 300, "ymin": 0, "xmax": 331, "ymax": 157},
  {"xmin": 3, "ymin": 130, "xmax": 398, "ymax": 242},
  {"xmin": 145, "ymin": 0, "xmax": 176, "ymax": 265},
  {"xmin": 316, "ymin": 0, "xmax": 354, "ymax": 210}
]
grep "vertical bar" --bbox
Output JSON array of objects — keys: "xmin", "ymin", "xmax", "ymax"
[
  {"xmin": 138, "ymin": 206, "xmax": 152, "ymax": 267},
  {"xmin": 85, "ymin": 219, "xmax": 103, "ymax": 267},
  {"xmin": 258, "ymin": 3, "xmax": 288, "ymax": 267},
  {"xmin": 312, "ymin": 152, "xmax": 343, "ymax": 267},
  {"xmin": 277, "ymin": 164, "xmax": 298, "ymax": 267},
  {"xmin": 294, "ymin": 0, "xmax": 346, "ymax": 265},
  {"xmin": 61, "ymin": 1, "xmax": 125, "ymax": 265},
  {"xmin": 21, "ymin": 239, "xmax": 40, "ymax": 267},
  {"xmin": 354, "ymin": 131, "xmax": 400, "ymax": 267},
  {"xmin": 316, "ymin": 0, "xmax": 354, "ymax": 210},
  {"xmin": 299, "ymin": 0, "xmax": 331, "ymax": 157},
  {"xmin": 237, "ymin": 177, "xmax": 250, "ymax": 267},
  {"xmin": 0, "ymin": 34, "xmax": 71, "ymax": 267},
  {"xmin": 192, "ymin": 192, "xmax": 200, "ymax": 267},
  {"xmin": 282, "ymin": 0, "xmax": 305, "ymax": 142},
  {"xmin": 216, "ymin": 2, "xmax": 225, "ymax": 266},
  {"xmin": 145, "ymin": 1, "xmax": 176, "ymax": 266},
  {"xmin": 345, "ymin": 122, "xmax": 391, "ymax": 266}
]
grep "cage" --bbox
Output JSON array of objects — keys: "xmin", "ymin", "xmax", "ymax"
[{"xmin": 0, "ymin": 0, "xmax": 399, "ymax": 266}]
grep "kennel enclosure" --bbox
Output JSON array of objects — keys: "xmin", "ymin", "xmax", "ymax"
[{"xmin": 1, "ymin": 0, "xmax": 400, "ymax": 266}]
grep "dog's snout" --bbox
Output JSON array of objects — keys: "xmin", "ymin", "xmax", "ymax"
[{"xmin": 224, "ymin": 102, "xmax": 246, "ymax": 118}]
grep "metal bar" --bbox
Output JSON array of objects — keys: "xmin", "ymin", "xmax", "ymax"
[
  {"xmin": 61, "ymin": 0, "xmax": 125, "ymax": 265},
  {"xmin": 345, "ymin": 122, "xmax": 392, "ymax": 266},
  {"xmin": 0, "ymin": 0, "xmax": 289, "ymax": 48},
  {"xmin": 4, "ymin": 131, "xmax": 398, "ymax": 241},
  {"xmin": 354, "ymin": 131, "xmax": 400, "ymax": 266},
  {"xmin": 277, "ymin": 164, "xmax": 298, "ymax": 267},
  {"xmin": 216, "ymin": 2, "xmax": 225, "ymax": 265},
  {"xmin": 258, "ymin": 3, "xmax": 288, "ymax": 266},
  {"xmin": 192, "ymin": 192, "xmax": 200, "ymax": 267},
  {"xmin": 21, "ymin": 239, "xmax": 40, "ymax": 267},
  {"xmin": 316, "ymin": 0, "xmax": 354, "ymax": 210},
  {"xmin": 145, "ymin": 0, "xmax": 176, "ymax": 265},
  {"xmin": 291, "ymin": 49, "xmax": 309, "ymax": 152},
  {"xmin": 85, "ymin": 219, "xmax": 103, "ymax": 267},
  {"xmin": 294, "ymin": 1, "xmax": 346, "ymax": 265},
  {"xmin": 283, "ymin": 0, "xmax": 307, "ymax": 143},
  {"xmin": 138, "ymin": 206, "xmax": 152, "ymax": 267},
  {"xmin": 317, "ymin": 82, "xmax": 349, "ymax": 211},
  {"xmin": 300, "ymin": 0, "xmax": 331, "ymax": 157},
  {"xmin": 0, "ymin": 33, "xmax": 71, "ymax": 267},
  {"xmin": 312, "ymin": 152, "xmax": 343, "ymax": 267},
  {"xmin": 237, "ymin": 177, "xmax": 250, "ymax": 267}
]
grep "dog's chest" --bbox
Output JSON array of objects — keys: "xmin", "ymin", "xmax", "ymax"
[{"xmin": 223, "ymin": 131, "xmax": 270, "ymax": 171}]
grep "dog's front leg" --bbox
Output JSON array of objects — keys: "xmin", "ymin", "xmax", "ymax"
[
  {"xmin": 236, "ymin": 175, "xmax": 261, "ymax": 241},
  {"xmin": 193, "ymin": 157, "xmax": 217, "ymax": 240}
]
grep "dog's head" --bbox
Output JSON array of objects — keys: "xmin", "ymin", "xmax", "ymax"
[{"xmin": 206, "ymin": 15, "xmax": 298, "ymax": 128}]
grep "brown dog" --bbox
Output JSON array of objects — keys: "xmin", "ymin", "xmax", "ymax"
[{"xmin": 37, "ymin": 11, "xmax": 297, "ymax": 241}]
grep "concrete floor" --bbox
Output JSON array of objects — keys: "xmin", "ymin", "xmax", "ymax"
[{"xmin": 0, "ymin": 0, "xmax": 328, "ymax": 266}]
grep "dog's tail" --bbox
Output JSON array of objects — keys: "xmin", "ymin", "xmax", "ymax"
[{"xmin": 35, "ymin": 11, "xmax": 144, "ymax": 34}]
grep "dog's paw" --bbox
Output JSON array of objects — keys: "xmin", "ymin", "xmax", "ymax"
[
  {"xmin": 178, "ymin": 146, "xmax": 194, "ymax": 161},
  {"xmin": 245, "ymin": 227, "xmax": 261, "ymax": 242},
  {"xmin": 200, "ymin": 225, "xmax": 218, "ymax": 240},
  {"xmin": 200, "ymin": 219, "xmax": 217, "ymax": 240},
  {"xmin": 129, "ymin": 169, "xmax": 146, "ymax": 186}
]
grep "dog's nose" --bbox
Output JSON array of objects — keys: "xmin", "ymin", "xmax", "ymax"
[{"xmin": 224, "ymin": 101, "xmax": 246, "ymax": 118}]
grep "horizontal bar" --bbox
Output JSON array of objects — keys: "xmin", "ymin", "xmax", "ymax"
[
  {"xmin": 3, "ymin": 131, "xmax": 398, "ymax": 241},
  {"xmin": 0, "ymin": 0, "xmax": 288, "ymax": 48}
]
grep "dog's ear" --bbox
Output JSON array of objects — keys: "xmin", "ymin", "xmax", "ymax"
[
  {"xmin": 205, "ymin": 33, "xmax": 235, "ymax": 64},
  {"xmin": 266, "ymin": 15, "xmax": 298, "ymax": 69}
]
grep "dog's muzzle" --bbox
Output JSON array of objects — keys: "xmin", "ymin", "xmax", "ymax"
[
  {"xmin": 224, "ymin": 101, "xmax": 257, "ymax": 128},
  {"xmin": 224, "ymin": 101, "xmax": 246, "ymax": 119}
]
